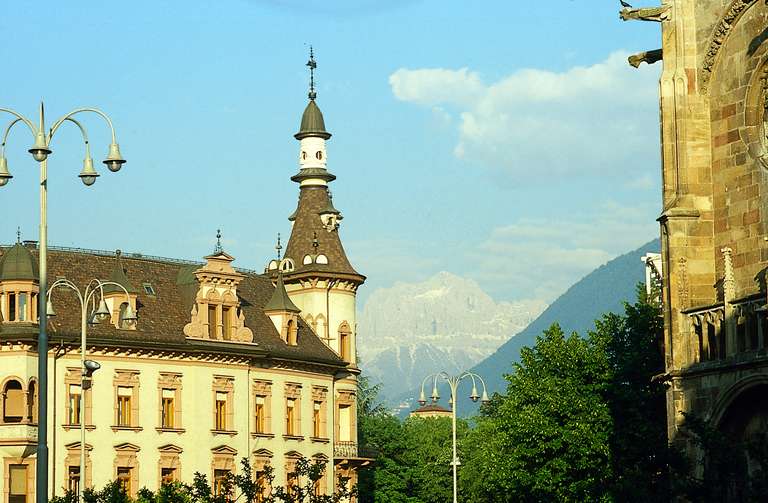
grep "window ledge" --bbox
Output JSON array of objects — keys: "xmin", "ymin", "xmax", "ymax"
[
  {"xmin": 156, "ymin": 427, "xmax": 186, "ymax": 434},
  {"xmin": 310, "ymin": 437, "xmax": 330, "ymax": 444},
  {"xmin": 211, "ymin": 429, "xmax": 238, "ymax": 436},
  {"xmin": 111, "ymin": 425, "xmax": 143, "ymax": 432},
  {"xmin": 62, "ymin": 424, "xmax": 96, "ymax": 431},
  {"xmin": 250, "ymin": 432, "xmax": 275, "ymax": 439},
  {"xmin": 283, "ymin": 435, "xmax": 305, "ymax": 441}
]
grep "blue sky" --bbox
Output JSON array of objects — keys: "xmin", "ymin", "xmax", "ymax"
[{"xmin": 0, "ymin": 1, "xmax": 662, "ymax": 305}]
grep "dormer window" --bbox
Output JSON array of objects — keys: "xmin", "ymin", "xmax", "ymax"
[
  {"xmin": 142, "ymin": 283, "xmax": 156, "ymax": 296},
  {"xmin": 303, "ymin": 255, "xmax": 313, "ymax": 265},
  {"xmin": 316, "ymin": 254, "xmax": 328, "ymax": 265},
  {"xmin": 183, "ymin": 249, "xmax": 254, "ymax": 343},
  {"xmin": 280, "ymin": 259, "xmax": 295, "ymax": 273}
]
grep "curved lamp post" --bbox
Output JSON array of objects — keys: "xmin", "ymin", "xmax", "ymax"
[
  {"xmin": 418, "ymin": 371, "xmax": 490, "ymax": 503},
  {"xmin": 47, "ymin": 278, "xmax": 136, "ymax": 503},
  {"xmin": 0, "ymin": 103, "xmax": 126, "ymax": 503}
]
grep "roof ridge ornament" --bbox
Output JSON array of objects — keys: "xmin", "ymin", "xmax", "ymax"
[
  {"xmin": 307, "ymin": 46, "xmax": 317, "ymax": 101},
  {"xmin": 214, "ymin": 229, "xmax": 223, "ymax": 254}
]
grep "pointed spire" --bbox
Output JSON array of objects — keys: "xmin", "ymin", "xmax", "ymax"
[
  {"xmin": 265, "ymin": 234, "xmax": 300, "ymax": 313},
  {"xmin": 307, "ymin": 46, "xmax": 317, "ymax": 101},
  {"xmin": 214, "ymin": 229, "xmax": 223, "ymax": 254},
  {"xmin": 103, "ymin": 249, "xmax": 138, "ymax": 294}
]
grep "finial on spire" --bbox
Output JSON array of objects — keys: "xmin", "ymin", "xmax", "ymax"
[
  {"xmin": 214, "ymin": 229, "xmax": 223, "ymax": 254},
  {"xmin": 276, "ymin": 233, "xmax": 283, "ymax": 260},
  {"xmin": 16, "ymin": 227, "xmax": 21, "ymax": 244},
  {"xmin": 312, "ymin": 231, "xmax": 319, "ymax": 252},
  {"xmin": 307, "ymin": 46, "xmax": 317, "ymax": 101}
]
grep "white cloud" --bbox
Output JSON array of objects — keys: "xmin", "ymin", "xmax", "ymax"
[
  {"xmin": 468, "ymin": 200, "xmax": 659, "ymax": 303},
  {"xmin": 389, "ymin": 52, "xmax": 661, "ymax": 182}
]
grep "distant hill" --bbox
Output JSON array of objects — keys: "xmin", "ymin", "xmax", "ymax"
[
  {"xmin": 472, "ymin": 237, "xmax": 661, "ymax": 396},
  {"xmin": 391, "ymin": 237, "xmax": 661, "ymax": 416}
]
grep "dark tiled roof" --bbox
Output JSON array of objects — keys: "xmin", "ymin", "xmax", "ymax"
[
  {"xmin": 0, "ymin": 247, "xmax": 346, "ymax": 367},
  {"xmin": 284, "ymin": 186, "xmax": 363, "ymax": 280},
  {"xmin": 413, "ymin": 404, "xmax": 452, "ymax": 414}
]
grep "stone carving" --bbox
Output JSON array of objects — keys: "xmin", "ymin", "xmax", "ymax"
[
  {"xmin": 628, "ymin": 49, "xmax": 663, "ymax": 68},
  {"xmin": 620, "ymin": 5, "xmax": 671, "ymax": 22},
  {"xmin": 701, "ymin": 0, "xmax": 759, "ymax": 94}
]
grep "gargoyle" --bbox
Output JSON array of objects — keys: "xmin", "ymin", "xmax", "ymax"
[
  {"xmin": 628, "ymin": 49, "xmax": 663, "ymax": 68},
  {"xmin": 620, "ymin": 5, "xmax": 671, "ymax": 22}
]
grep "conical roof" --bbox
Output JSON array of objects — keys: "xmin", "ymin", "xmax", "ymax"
[
  {"xmin": 264, "ymin": 273, "xmax": 301, "ymax": 313},
  {"xmin": 0, "ymin": 243, "xmax": 38, "ymax": 281},
  {"xmin": 102, "ymin": 252, "xmax": 139, "ymax": 294},
  {"xmin": 294, "ymin": 100, "xmax": 332, "ymax": 140}
]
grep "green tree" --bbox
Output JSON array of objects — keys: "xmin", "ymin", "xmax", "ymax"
[{"xmin": 462, "ymin": 324, "xmax": 613, "ymax": 502}]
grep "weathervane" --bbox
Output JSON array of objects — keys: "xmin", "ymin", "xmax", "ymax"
[
  {"xmin": 307, "ymin": 46, "xmax": 317, "ymax": 101},
  {"xmin": 214, "ymin": 229, "xmax": 223, "ymax": 254},
  {"xmin": 16, "ymin": 226, "xmax": 20, "ymax": 244},
  {"xmin": 276, "ymin": 233, "xmax": 283, "ymax": 260}
]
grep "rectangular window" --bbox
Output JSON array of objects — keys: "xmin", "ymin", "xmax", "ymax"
[
  {"xmin": 161, "ymin": 468, "xmax": 176, "ymax": 485},
  {"xmin": 286, "ymin": 399, "xmax": 295, "ymax": 436},
  {"xmin": 213, "ymin": 469, "xmax": 229, "ymax": 496},
  {"xmin": 208, "ymin": 305, "xmax": 217, "ymax": 339},
  {"xmin": 254, "ymin": 397, "xmax": 265, "ymax": 433},
  {"xmin": 161, "ymin": 389, "xmax": 175, "ymax": 428},
  {"xmin": 9, "ymin": 464, "xmax": 27, "ymax": 503},
  {"xmin": 222, "ymin": 307, "xmax": 231, "ymax": 340},
  {"xmin": 67, "ymin": 466, "xmax": 80, "ymax": 495},
  {"xmin": 18, "ymin": 293, "xmax": 27, "ymax": 321},
  {"xmin": 215, "ymin": 392, "xmax": 227, "ymax": 430},
  {"xmin": 8, "ymin": 292, "xmax": 16, "ymax": 321},
  {"xmin": 286, "ymin": 471, "xmax": 298, "ymax": 497},
  {"xmin": 117, "ymin": 387, "xmax": 132, "ymax": 426},
  {"xmin": 69, "ymin": 384, "xmax": 82, "ymax": 425},
  {"xmin": 117, "ymin": 467, "xmax": 131, "ymax": 495},
  {"xmin": 339, "ymin": 404, "xmax": 351, "ymax": 442},
  {"xmin": 313, "ymin": 401, "xmax": 322, "ymax": 438}
]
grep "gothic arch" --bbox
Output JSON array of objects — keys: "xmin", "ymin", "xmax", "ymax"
[{"xmin": 708, "ymin": 374, "xmax": 768, "ymax": 426}]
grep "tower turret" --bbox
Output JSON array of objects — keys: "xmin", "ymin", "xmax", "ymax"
[{"xmin": 270, "ymin": 49, "xmax": 364, "ymax": 366}]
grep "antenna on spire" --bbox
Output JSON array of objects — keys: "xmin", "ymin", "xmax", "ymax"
[
  {"xmin": 307, "ymin": 46, "xmax": 317, "ymax": 101},
  {"xmin": 214, "ymin": 229, "xmax": 223, "ymax": 254},
  {"xmin": 16, "ymin": 227, "xmax": 21, "ymax": 244},
  {"xmin": 276, "ymin": 233, "xmax": 283, "ymax": 260}
]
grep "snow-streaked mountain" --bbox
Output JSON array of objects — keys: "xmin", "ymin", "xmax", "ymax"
[{"xmin": 357, "ymin": 271, "xmax": 546, "ymax": 401}]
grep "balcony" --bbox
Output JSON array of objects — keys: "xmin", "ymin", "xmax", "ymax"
[
  {"xmin": 0, "ymin": 423, "xmax": 38, "ymax": 457},
  {"xmin": 334, "ymin": 441, "xmax": 378, "ymax": 460}
]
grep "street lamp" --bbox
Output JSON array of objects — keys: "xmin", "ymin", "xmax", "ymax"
[
  {"xmin": 0, "ymin": 103, "xmax": 126, "ymax": 503},
  {"xmin": 418, "ymin": 371, "xmax": 490, "ymax": 503},
  {"xmin": 47, "ymin": 278, "xmax": 136, "ymax": 503}
]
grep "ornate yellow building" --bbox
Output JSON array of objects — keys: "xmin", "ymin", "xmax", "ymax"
[
  {"xmin": 0, "ymin": 74, "xmax": 367, "ymax": 502},
  {"xmin": 626, "ymin": 0, "xmax": 768, "ymax": 487}
]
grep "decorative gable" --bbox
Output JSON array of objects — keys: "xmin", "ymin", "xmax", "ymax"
[{"xmin": 183, "ymin": 249, "xmax": 254, "ymax": 342}]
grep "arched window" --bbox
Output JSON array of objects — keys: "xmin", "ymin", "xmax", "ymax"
[
  {"xmin": 119, "ymin": 303, "xmax": 130, "ymax": 329},
  {"xmin": 27, "ymin": 380, "xmax": 37, "ymax": 424},
  {"xmin": 286, "ymin": 319, "xmax": 298, "ymax": 346},
  {"xmin": 338, "ymin": 322, "xmax": 351, "ymax": 361},
  {"xmin": 316, "ymin": 254, "xmax": 328, "ymax": 265},
  {"xmin": 303, "ymin": 255, "xmax": 313, "ymax": 265},
  {"xmin": 3, "ymin": 379, "xmax": 24, "ymax": 423}
]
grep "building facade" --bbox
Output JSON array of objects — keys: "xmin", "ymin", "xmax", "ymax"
[
  {"xmin": 0, "ymin": 82, "xmax": 367, "ymax": 502},
  {"xmin": 628, "ymin": 0, "xmax": 768, "ymax": 487}
]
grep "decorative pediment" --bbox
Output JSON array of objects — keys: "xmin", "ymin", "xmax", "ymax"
[
  {"xmin": 114, "ymin": 442, "xmax": 141, "ymax": 452},
  {"xmin": 211, "ymin": 445, "xmax": 238, "ymax": 456},
  {"xmin": 253, "ymin": 448, "xmax": 273, "ymax": 457},
  {"xmin": 159, "ymin": 444, "xmax": 183, "ymax": 454},
  {"xmin": 285, "ymin": 450, "xmax": 303, "ymax": 459},
  {"xmin": 65, "ymin": 442, "xmax": 93, "ymax": 451}
]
